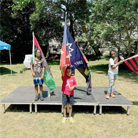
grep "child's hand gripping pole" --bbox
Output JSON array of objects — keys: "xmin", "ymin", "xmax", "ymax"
[
  {"xmin": 119, "ymin": 56, "xmax": 124, "ymax": 61},
  {"xmin": 61, "ymin": 67, "xmax": 64, "ymax": 76}
]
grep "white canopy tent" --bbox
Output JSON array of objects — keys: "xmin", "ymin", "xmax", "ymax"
[{"xmin": 23, "ymin": 54, "xmax": 32, "ymax": 68}]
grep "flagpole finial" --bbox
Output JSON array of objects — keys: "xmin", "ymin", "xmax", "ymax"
[{"xmin": 65, "ymin": 12, "xmax": 67, "ymax": 15}]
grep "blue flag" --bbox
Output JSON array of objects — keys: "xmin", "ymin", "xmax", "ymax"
[
  {"xmin": 60, "ymin": 14, "xmax": 92, "ymax": 95},
  {"xmin": 60, "ymin": 14, "xmax": 85, "ymax": 71}
]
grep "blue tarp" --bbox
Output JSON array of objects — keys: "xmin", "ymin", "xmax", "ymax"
[{"xmin": 0, "ymin": 40, "xmax": 11, "ymax": 50}]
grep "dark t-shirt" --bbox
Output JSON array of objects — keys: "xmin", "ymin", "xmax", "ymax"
[{"xmin": 30, "ymin": 58, "xmax": 45, "ymax": 77}]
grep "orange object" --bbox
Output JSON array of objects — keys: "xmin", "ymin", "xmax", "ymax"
[
  {"xmin": 111, "ymin": 93, "xmax": 115, "ymax": 98},
  {"xmin": 106, "ymin": 94, "xmax": 110, "ymax": 99}
]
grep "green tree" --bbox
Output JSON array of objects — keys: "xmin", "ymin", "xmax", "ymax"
[
  {"xmin": 30, "ymin": 0, "xmax": 63, "ymax": 55},
  {"xmin": 0, "ymin": 0, "xmax": 35, "ymax": 62},
  {"xmin": 12, "ymin": 0, "xmax": 90, "ymax": 40},
  {"xmin": 83, "ymin": 0, "xmax": 138, "ymax": 58}
]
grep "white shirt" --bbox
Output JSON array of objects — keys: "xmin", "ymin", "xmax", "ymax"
[{"xmin": 108, "ymin": 58, "xmax": 118, "ymax": 74}]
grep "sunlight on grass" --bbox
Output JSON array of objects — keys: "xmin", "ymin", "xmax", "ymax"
[{"xmin": 0, "ymin": 58, "xmax": 138, "ymax": 138}]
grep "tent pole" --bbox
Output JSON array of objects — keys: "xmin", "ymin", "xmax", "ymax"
[{"xmin": 9, "ymin": 50, "xmax": 12, "ymax": 75}]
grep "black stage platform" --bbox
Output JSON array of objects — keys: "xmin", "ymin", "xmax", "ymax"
[
  {"xmin": 0, "ymin": 86, "xmax": 34, "ymax": 113},
  {"xmin": 92, "ymin": 87, "xmax": 133, "ymax": 115},
  {"xmin": 0, "ymin": 86, "xmax": 133, "ymax": 114}
]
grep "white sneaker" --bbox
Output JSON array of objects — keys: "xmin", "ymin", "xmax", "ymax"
[
  {"xmin": 68, "ymin": 117, "xmax": 74, "ymax": 123},
  {"xmin": 62, "ymin": 117, "xmax": 66, "ymax": 123}
]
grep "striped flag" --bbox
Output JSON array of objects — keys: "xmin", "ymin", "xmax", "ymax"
[
  {"xmin": 124, "ymin": 54, "xmax": 138, "ymax": 73},
  {"xmin": 32, "ymin": 33, "xmax": 56, "ymax": 90}
]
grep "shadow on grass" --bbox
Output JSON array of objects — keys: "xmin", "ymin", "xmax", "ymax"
[
  {"xmin": 132, "ymin": 101, "xmax": 138, "ymax": 106},
  {"xmin": 90, "ymin": 64, "xmax": 138, "ymax": 83},
  {"xmin": 5, "ymin": 104, "xmax": 96, "ymax": 115},
  {"xmin": 5, "ymin": 105, "xmax": 61, "ymax": 113},
  {"xmin": 47, "ymin": 59, "xmax": 60, "ymax": 66},
  {"xmin": 6, "ymin": 105, "xmax": 32, "ymax": 113},
  {"xmin": 5, "ymin": 104, "xmax": 127, "ymax": 115},
  {"xmin": 97, "ymin": 106, "xmax": 127, "ymax": 114},
  {"xmin": 0, "ymin": 67, "xmax": 17, "ymax": 75}
]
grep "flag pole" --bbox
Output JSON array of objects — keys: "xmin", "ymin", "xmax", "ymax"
[
  {"xmin": 65, "ymin": 12, "xmax": 68, "ymax": 45},
  {"xmin": 123, "ymin": 54, "xmax": 138, "ymax": 62},
  {"xmin": 32, "ymin": 32, "xmax": 35, "ymax": 72}
]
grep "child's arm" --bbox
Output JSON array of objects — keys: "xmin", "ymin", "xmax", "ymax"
[
  {"xmin": 69, "ymin": 77, "xmax": 77, "ymax": 91},
  {"xmin": 111, "ymin": 60, "xmax": 123, "ymax": 69},
  {"xmin": 30, "ymin": 64, "xmax": 35, "ymax": 77},
  {"xmin": 41, "ymin": 67, "xmax": 45, "ymax": 79},
  {"xmin": 69, "ymin": 85, "xmax": 76, "ymax": 91}
]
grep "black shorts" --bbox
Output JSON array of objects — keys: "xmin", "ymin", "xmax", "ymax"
[{"xmin": 62, "ymin": 93, "xmax": 74, "ymax": 105}]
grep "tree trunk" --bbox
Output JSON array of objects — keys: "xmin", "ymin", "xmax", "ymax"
[
  {"xmin": 128, "ymin": 37, "xmax": 131, "ymax": 57},
  {"xmin": 124, "ymin": 19, "xmax": 131, "ymax": 57},
  {"xmin": 91, "ymin": 45, "xmax": 102, "ymax": 57},
  {"xmin": 69, "ymin": 14, "xmax": 75, "ymax": 40},
  {"xmin": 135, "ymin": 41, "xmax": 138, "ymax": 54},
  {"xmin": 110, "ymin": 39, "xmax": 120, "ymax": 56}
]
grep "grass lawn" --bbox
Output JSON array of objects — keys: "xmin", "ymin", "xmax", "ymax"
[{"xmin": 0, "ymin": 58, "xmax": 138, "ymax": 138}]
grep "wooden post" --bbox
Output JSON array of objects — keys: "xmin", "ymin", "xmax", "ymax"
[
  {"xmin": 30, "ymin": 104, "xmax": 32, "ymax": 113},
  {"xmin": 3, "ymin": 104, "xmax": 5, "ymax": 113},
  {"xmin": 127, "ymin": 106, "xmax": 130, "ymax": 115},
  {"xmin": 9, "ymin": 50, "xmax": 12, "ymax": 75},
  {"xmin": 94, "ymin": 105, "xmax": 96, "ymax": 115},
  {"xmin": 99, "ymin": 105, "xmax": 102, "ymax": 115}
]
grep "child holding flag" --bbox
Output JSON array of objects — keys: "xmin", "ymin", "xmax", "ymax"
[
  {"xmin": 61, "ymin": 67, "xmax": 77, "ymax": 123},
  {"xmin": 107, "ymin": 50, "xmax": 124, "ymax": 99},
  {"xmin": 30, "ymin": 49, "xmax": 45, "ymax": 101}
]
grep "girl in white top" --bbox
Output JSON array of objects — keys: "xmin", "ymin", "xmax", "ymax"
[{"xmin": 106, "ymin": 50, "xmax": 123, "ymax": 99}]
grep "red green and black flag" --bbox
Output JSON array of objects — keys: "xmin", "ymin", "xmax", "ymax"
[
  {"xmin": 32, "ymin": 33, "xmax": 56, "ymax": 90},
  {"xmin": 124, "ymin": 54, "xmax": 138, "ymax": 73}
]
